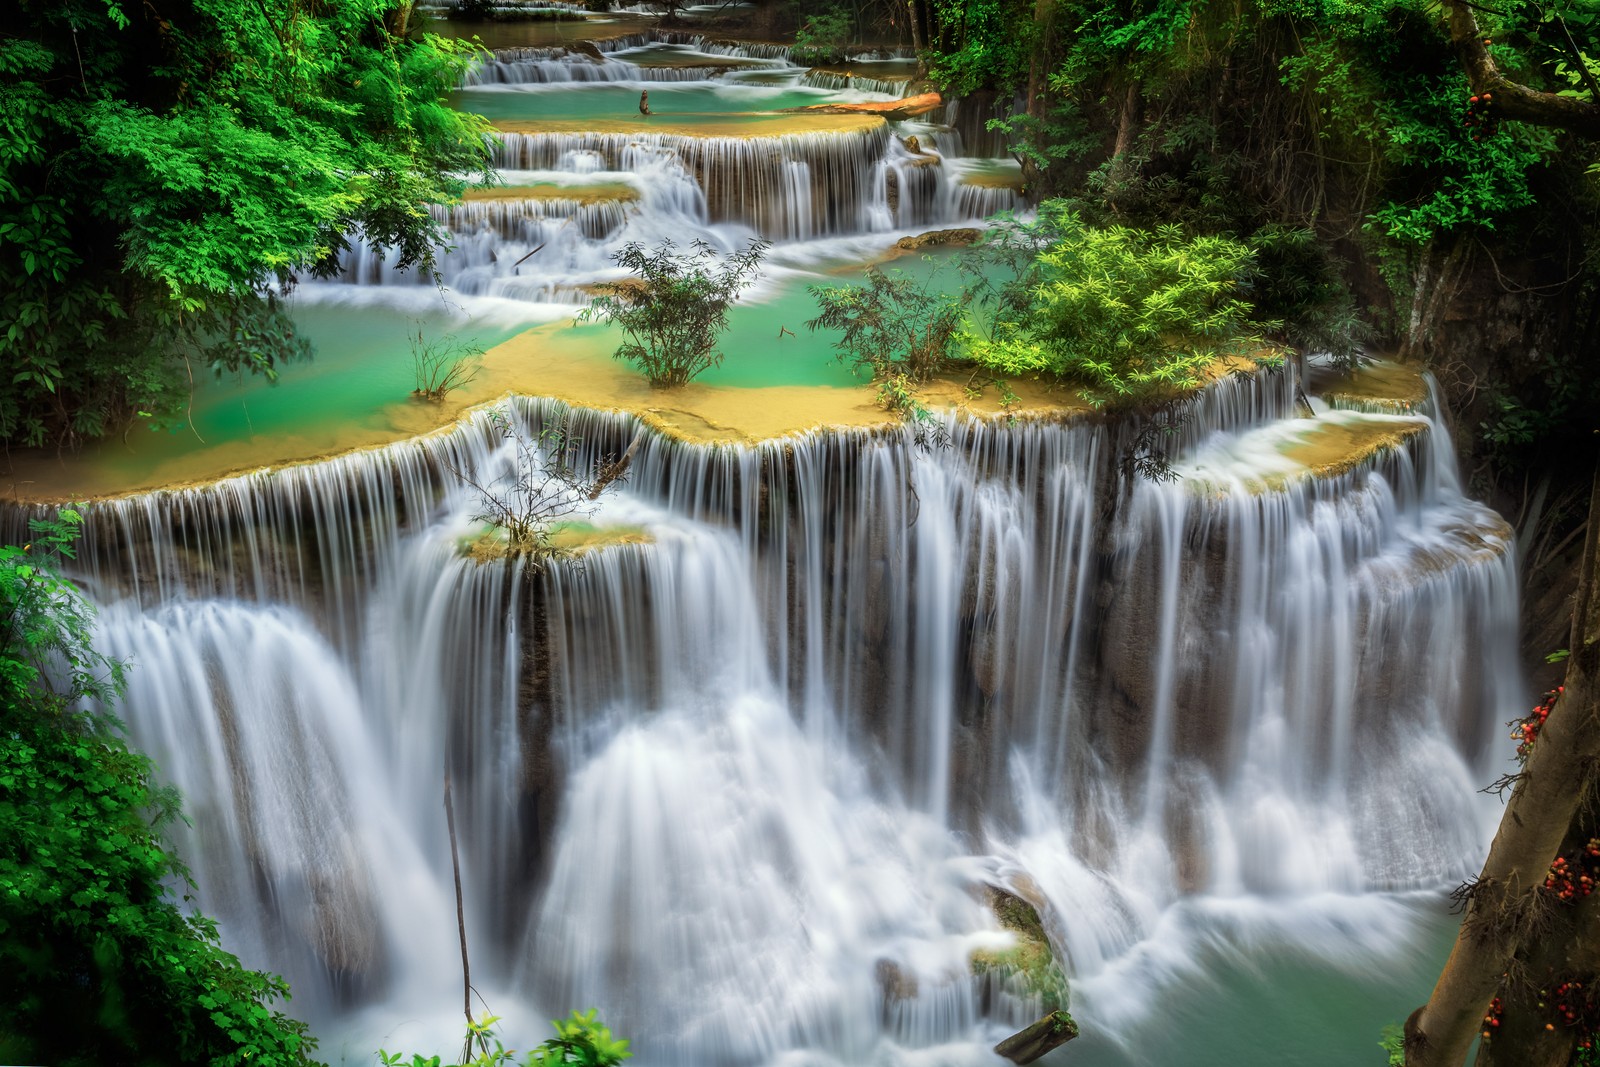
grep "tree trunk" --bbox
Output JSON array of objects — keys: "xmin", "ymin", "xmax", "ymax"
[
  {"xmin": 1440, "ymin": 0, "xmax": 1600, "ymax": 138},
  {"xmin": 1018, "ymin": 0, "xmax": 1056, "ymax": 192},
  {"xmin": 905, "ymin": 0, "xmax": 924, "ymax": 75},
  {"xmin": 1403, "ymin": 236, "xmax": 1473, "ymax": 361},
  {"xmin": 1473, "ymin": 808, "xmax": 1600, "ymax": 1065},
  {"xmin": 1405, "ymin": 465, "xmax": 1600, "ymax": 1067}
]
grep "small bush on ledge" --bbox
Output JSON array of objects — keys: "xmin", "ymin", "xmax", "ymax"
[{"xmin": 964, "ymin": 206, "xmax": 1274, "ymax": 409}]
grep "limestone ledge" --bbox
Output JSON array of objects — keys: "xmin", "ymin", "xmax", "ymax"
[
  {"xmin": 1177, "ymin": 411, "xmax": 1432, "ymax": 496},
  {"xmin": 1312, "ymin": 358, "xmax": 1429, "ymax": 413},
  {"xmin": 0, "ymin": 325, "xmax": 1280, "ymax": 504},
  {"xmin": 463, "ymin": 521, "xmax": 652, "ymax": 563},
  {"xmin": 462, "ymin": 181, "xmax": 640, "ymax": 205},
  {"xmin": 490, "ymin": 113, "xmax": 886, "ymax": 139}
]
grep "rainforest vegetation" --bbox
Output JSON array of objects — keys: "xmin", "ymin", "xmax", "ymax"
[{"xmin": 1, "ymin": 0, "xmax": 491, "ymax": 447}]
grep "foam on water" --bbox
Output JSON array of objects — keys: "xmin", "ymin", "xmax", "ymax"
[{"xmin": 15, "ymin": 366, "xmax": 1521, "ymax": 1065}]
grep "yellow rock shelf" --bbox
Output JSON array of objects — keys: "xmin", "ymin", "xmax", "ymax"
[
  {"xmin": 491, "ymin": 113, "xmax": 886, "ymax": 139},
  {"xmin": 463, "ymin": 182, "xmax": 640, "ymax": 204}
]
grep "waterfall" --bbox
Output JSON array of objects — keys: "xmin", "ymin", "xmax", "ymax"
[
  {"xmin": 16, "ymin": 364, "xmax": 1520, "ymax": 1063},
  {"xmin": 333, "ymin": 29, "xmax": 1027, "ymax": 311},
  {"xmin": 489, "ymin": 126, "xmax": 892, "ymax": 241},
  {"xmin": 800, "ymin": 70, "xmax": 910, "ymax": 97}
]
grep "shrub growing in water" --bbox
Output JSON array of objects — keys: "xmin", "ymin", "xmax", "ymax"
[
  {"xmin": 807, "ymin": 266, "xmax": 968, "ymax": 419},
  {"xmin": 583, "ymin": 238, "xmax": 769, "ymax": 388},
  {"xmin": 412, "ymin": 328, "xmax": 485, "ymax": 403}
]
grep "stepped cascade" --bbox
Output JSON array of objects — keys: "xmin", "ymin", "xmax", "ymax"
[
  {"xmin": 340, "ymin": 31, "xmax": 1022, "ymax": 300},
  {"xmin": 12, "ymin": 360, "xmax": 1520, "ymax": 1064},
  {"xmin": 0, "ymin": 17, "xmax": 1532, "ymax": 1067}
]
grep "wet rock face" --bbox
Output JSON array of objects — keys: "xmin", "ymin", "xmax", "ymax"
[{"xmin": 894, "ymin": 227, "xmax": 980, "ymax": 249}]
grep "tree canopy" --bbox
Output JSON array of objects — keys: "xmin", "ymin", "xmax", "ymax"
[{"xmin": 1, "ymin": 0, "xmax": 492, "ymax": 447}]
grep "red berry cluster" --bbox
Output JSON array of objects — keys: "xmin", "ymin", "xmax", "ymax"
[
  {"xmin": 1545, "ymin": 839, "xmax": 1600, "ymax": 902},
  {"xmin": 1512, "ymin": 686, "xmax": 1561, "ymax": 761},
  {"xmin": 1464, "ymin": 91, "xmax": 1500, "ymax": 141},
  {"xmin": 1482, "ymin": 995, "xmax": 1505, "ymax": 1041},
  {"xmin": 1554, "ymin": 982, "xmax": 1590, "ymax": 1033}
]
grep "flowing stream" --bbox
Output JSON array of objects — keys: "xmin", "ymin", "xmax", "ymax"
[{"xmin": 11, "ymin": 23, "xmax": 1527, "ymax": 1066}]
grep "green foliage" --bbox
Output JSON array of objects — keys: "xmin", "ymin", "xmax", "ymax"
[
  {"xmin": 1379, "ymin": 1023, "xmax": 1405, "ymax": 1066},
  {"xmin": 534, "ymin": 1009, "xmax": 633, "ymax": 1067},
  {"xmin": 0, "ymin": 512, "xmax": 123, "ymax": 706},
  {"xmin": 919, "ymin": 0, "xmax": 1590, "ymax": 368},
  {"xmin": 807, "ymin": 265, "xmax": 967, "ymax": 418},
  {"xmin": 926, "ymin": 0, "xmax": 1034, "ymax": 95},
  {"xmin": 1477, "ymin": 343, "xmax": 1596, "ymax": 470},
  {"xmin": 791, "ymin": 6, "xmax": 854, "ymax": 65},
  {"xmin": 1, "ymin": 0, "xmax": 494, "ymax": 447},
  {"xmin": 1273, "ymin": 0, "xmax": 1558, "ymax": 244},
  {"xmin": 1246, "ymin": 224, "xmax": 1369, "ymax": 369},
  {"xmin": 0, "ymin": 515, "xmax": 322, "ymax": 1067},
  {"xmin": 583, "ymin": 239, "xmax": 768, "ymax": 387},
  {"xmin": 965, "ymin": 207, "xmax": 1271, "ymax": 407},
  {"xmin": 380, "ymin": 1010, "xmax": 631, "ymax": 1067}
]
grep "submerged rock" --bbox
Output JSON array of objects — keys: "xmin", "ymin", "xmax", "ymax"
[{"xmin": 895, "ymin": 227, "xmax": 981, "ymax": 250}]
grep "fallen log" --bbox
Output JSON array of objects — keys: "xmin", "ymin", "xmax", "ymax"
[
  {"xmin": 780, "ymin": 91, "xmax": 943, "ymax": 121},
  {"xmin": 994, "ymin": 1010, "xmax": 1079, "ymax": 1065}
]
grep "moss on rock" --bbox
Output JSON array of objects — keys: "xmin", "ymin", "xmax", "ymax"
[{"xmin": 971, "ymin": 885, "xmax": 1069, "ymax": 1013}]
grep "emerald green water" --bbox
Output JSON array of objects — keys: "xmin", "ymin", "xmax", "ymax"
[
  {"xmin": 1066, "ymin": 895, "xmax": 1460, "ymax": 1067},
  {"xmin": 699, "ymin": 285, "xmax": 864, "ymax": 388},
  {"xmin": 455, "ymin": 83, "xmax": 844, "ymax": 125},
  {"xmin": 194, "ymin": 302, "xmax": 522, "ymax": 440},
  {"xmin": 700, "ymin": 253, "xmax": 973, "ymax": 387},
  {"xmin": 21, "ymin": 247, "xmax": 993, "ymax": 495},
  {"xmin": 19, "ymin": 262, "xmax": 948, "ymax": 494},
  {"xmin": 32, "ymin": 296, "xmax": 527, "ymax": 494}
]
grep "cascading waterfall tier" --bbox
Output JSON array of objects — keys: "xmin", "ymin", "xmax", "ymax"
[
  {"xmin": 490, "ymin": 124, "xmax": 893, "ymax": 240},
  {"xmin": 7, "ymin": 364, "xmax": 1521, "ymax": 1064},
  {"xmin": 337, "ymin": 28, "xmax": 1024, "ymax": 307}
]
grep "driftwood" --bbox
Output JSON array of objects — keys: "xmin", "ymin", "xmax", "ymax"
[
  {"xmin": 994, "ymin": 1010, "xmax": 1079, "ymax": 1065},
  {"xmin": 780, "ymin": 92, "xmax": 943, "ymax": 121},
  {"xmin": 588, "ymin": 432, "xmax": 643, "ymax": 500}
]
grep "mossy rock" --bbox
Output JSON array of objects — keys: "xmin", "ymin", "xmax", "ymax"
[
  {"xmin": 895, "ymin": 227, "xmax": 980, "ymax": 250},
  {"xmin": 971, "ymin": 885, "xmax": 1069, "ymax": 1013}
]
